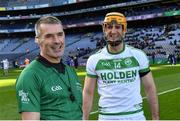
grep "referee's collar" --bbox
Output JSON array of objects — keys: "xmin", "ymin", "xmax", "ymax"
[{"xmin": 36, "ymin": 55, "xmax": 65, "ymax": 74}]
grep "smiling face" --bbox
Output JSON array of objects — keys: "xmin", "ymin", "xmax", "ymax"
[
  {"xmin": 36, "ymin": 23, "xmax": 65, "ymax": 63},
  {"xmin": 103, "ymin": 23, "xmax": 125, "ymax": 45},
  {"xmin": 102, "ymin": 12, "xmax": 127, "ymax": 47}
]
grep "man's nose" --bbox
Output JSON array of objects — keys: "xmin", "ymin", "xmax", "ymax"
[
  {"xmin": 111, "ymin": 26, "xmax": 117, "ymax": 33},
  {"xmin": 53, "ymin": 35, "xmax": 61, "ymax": 43}
]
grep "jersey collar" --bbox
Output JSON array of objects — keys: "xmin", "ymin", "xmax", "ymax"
[
  {"xmin": 106, "ymin": 43, "xmax": 125, "ymax": 55},
  {"xmin": 36, "ymin": 55, "xmax": 65, "ymax": 74}
]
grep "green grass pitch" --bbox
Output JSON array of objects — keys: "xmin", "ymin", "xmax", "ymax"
[{"xmin": 0, "ymin": 64, "xmax": 180, "ymax": 120}]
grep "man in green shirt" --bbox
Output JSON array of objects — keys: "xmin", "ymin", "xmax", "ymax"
[{"xmin": 16, "ymin": 16, "xmax": 82, "ymax": 120}]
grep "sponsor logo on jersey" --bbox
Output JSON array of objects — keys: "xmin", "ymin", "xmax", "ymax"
[
  {"xmin": 18, "ymin": 90, "xmax": 29, "ymax": 103},
  {"xmin": 51, "ymin": 85, "xmax": 62, "ymax": 91},
  {"xmin": 100, "ymin": 70, "xmax": 137, "ymax": 84}
]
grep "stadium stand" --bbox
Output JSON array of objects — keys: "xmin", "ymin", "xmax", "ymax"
[{"xmin": 0, "ymin": 0, "xmax": 179, "ymax": 68}]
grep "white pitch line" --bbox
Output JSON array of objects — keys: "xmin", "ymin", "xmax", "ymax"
[
  {"xmin": 90, "ymin": 110, "xmax": 99, "ymax": 115},
  {"xmin": 143, "ymin": 87, "xmax": 180, "ymax": 99},
  {"xmin": 90, "ymin": 87, "xmax": 180, "ymax": 115}
]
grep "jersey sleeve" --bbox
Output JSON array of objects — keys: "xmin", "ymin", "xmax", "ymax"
[
  {"xmin": 16, "ymin": 70, "xmax": 40, "ymax": 113},
  {"xmin": 86, "ymin": 56, "xmax": 98, "ymax": 78},
  {"xmin": 137, "ymin": 51, "xmax": 150, "ymax": 73}
]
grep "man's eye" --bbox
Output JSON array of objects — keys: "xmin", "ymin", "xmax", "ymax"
[
  {"xmin": 57, "ymin": 32, "xmax": 63, "ymax": 36},
  {"xmin": 107, "ymin": 25, "xmax": 113, "ymax": 29},
  {"xmin": 45, "ymin": 34, "xmax": 53, "ymax": 38},
  {"xmin": 115, "ymin": 25, "xmax": 121, "ymax": 29}
]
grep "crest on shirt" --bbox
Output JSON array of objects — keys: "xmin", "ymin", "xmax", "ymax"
[
  {"xmin": 18, "ymin": 90, "xmax": 30, "ymax": 103},
  {"xmin": 124, "ymin": 58, "xmax": 132, "ymax": 66},
  {"xmin": 51, "ymin": 85, "xmax": 62, "ymax": 92}
]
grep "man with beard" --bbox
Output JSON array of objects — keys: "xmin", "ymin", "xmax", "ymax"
[
  {"xmin": 16, "ymin": 16, "xmax": 82, "ymax": 120},
  {"xmin": 83, "ymin": 12, "xmax": 159, "ymax": 120}
]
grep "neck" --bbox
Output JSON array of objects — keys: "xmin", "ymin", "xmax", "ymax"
[
  {"xmin": 108, "ymin": 42, "xmax": 124, "ymax": 54},
  {"xmin": 40, "ymin": 53, "xmax": 61, "ymax": 63}
]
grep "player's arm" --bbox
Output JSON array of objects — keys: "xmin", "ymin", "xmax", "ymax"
[
  {"xmin": 21, "ymin": 112, "xmax": 40, "ymax": 120},
  {"xmin": 141, "ymin": 71, "xmax": 159, "ymax": 120},
  {"xmin": 83, "ymin": 76, "xmax": 97, "ymax": 120}
]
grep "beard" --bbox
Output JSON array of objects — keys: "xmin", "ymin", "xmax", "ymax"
[{"xmin": 104, "ymin": 35, "xmax": 124, "ymax": 47}]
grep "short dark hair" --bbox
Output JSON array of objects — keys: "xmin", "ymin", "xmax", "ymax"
[{"xmin": 35, "ymin": 16, "xmax": 62, "ymax": 37}]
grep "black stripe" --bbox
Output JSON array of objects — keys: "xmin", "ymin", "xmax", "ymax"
[{"xmin": 139, "ymin": 70, "xmax": 150, "ymax": 77}]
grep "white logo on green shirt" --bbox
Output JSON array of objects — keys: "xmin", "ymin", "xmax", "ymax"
[
  {"xmin": 51, "ymin": 85, "xmax": 62, "ymax": 91},
  {"xmin": 19, "ymin": 90, "xmax": 29, "ymax": 103},
  {"xmin": 124, "ymin": 58, "xmax": 132, "ymax": 66}
]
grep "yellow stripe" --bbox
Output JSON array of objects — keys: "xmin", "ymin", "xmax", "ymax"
[{"xmin": 0, "ymin": 79, "xmax": 16, "ymax": 87}]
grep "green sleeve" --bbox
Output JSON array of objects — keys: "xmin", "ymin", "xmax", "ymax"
[{"xmin": 16, "ymin": 70, "xmax": 41, "ymax": 113}]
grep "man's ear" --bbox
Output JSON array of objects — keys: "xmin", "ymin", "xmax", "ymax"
[
  {"xmin": 102, "ymin": 23, "xmax": 106, "ymax": 34},
  {"xmin": 123, "ymin": 30, "xmax": 126, "ymax": 36},
  {"xmin": 35, "ymin": 37, "xmax": 40, "ymax": 44}
]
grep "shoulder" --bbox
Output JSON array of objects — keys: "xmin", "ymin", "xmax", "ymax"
[
  {"xmin": 16, "ymin": 60, "xmax": 48, "ymax": 88},
  {"xmin": 64, "ymin": 62, "xmax": 77, "ymax": 73},
  {"xmin": 17, "ymin": 60, "xmax": 44, "ymax": 81},
  {"xmin": 22, "ymin": 60, "xmax": 42, "ymax": 73},
  {"xmin": 64, "ymin": 63, "xmax": 73, "ymax": 70},
  {"xmin": 125, "ymin": 45, "xmax": 149, "ymax": 65},
  {"xmin": 88, "ymin": 47, "xmax": 106, "ymax": 61},
  {"xmin": 126, "ymin": 45, "xmax": 147, "ymax": 57}
]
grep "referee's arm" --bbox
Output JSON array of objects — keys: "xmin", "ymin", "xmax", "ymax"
[{"xmin": 21, "ymin": 112, "xmax": 40, "ymax": 120}]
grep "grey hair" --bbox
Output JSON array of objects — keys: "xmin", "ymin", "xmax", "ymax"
[{"xmin": 34, "ymin": 16, "xmax": 62, "ymax": 37}]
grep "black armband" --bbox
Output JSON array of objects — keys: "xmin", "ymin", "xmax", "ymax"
[{"xmin": 139, "ymin": 70, "xmax": 150, "ymax": 77}]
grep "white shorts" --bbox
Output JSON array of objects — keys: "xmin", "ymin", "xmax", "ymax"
[{"xmin": 98, "ymin": 112, "xmax": 146, "ymax": 121}]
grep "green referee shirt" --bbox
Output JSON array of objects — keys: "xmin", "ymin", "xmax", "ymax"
[{"xmin": 16, "ymin": 56, "xmax": 82, "ymax": 120}]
